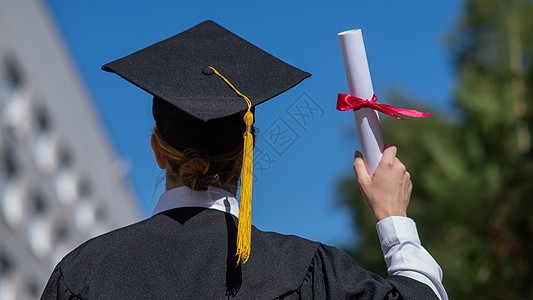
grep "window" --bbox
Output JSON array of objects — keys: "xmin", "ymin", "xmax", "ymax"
[
  {"xmin": 33, "ymin": 104, "xmax": 58, "ymax": 174},
  {"xmin": 95, "ymin": 202, "xmax": 108, "ymax": 223},
  {"xmin": 90, "ymin": 201, "xmax": 110, "ymax": 236},
  {"xmin": 29, "ymin": 192, "xmax": 46, "ymax": 217},
  {"xmin": 23, "ymin": 280, "xmax": 40, "ymax": 300},
  {"xmin": 51, "ymin": 220, "xmax": 75, "ymax": 266},
  {"xmin": 2, "ymin": 143, "xmax": 17, "ymax": 179},
  {"xmin": 78, "ymin": 177, "xmax": 92, "ymax": 199},
  {"xmin": 34, "ymin": 133, "xmax": 58, "ymax": 175},
  {"xmin": 74, "ymin": 197, "xmax": 95, "ymax": 233},
  {"xmin": 5, "ymin": 59, "xmax": 23, "ymax": 95},
  {"xmin": 2, "ymin": 58, "xmax": 30, "ymax": 139},
  {"xmin": 74, "ymin": 177, "xmax": 95, "ymax": 232},
  {"xmin": 34, "ymin": 104, "xmax": 51, "ymax": 133},
  {"xmin": 55, "ymin": 146, "xmax": 77, "ymax": 205},
  {"xmin": 0, "ymin": 252, "xmax": 17, "ymax": 300},
  {"xmin": 0, "ymin": 58, "xmax": 23, "ymax": 110},
  {"xmin": 0, "ymin": 145, "xmax": 26, "ymax": 228},
  {"xmin": 27, "ymin": 192, "xmax": 52, "ymax": 258},
  {"xmin": 54, "ymin": 222, "xmax": 69, "ymax": 243},
  {"xmin": 0, "ymin": 253, "xmax": 11, "ymax": 279}
]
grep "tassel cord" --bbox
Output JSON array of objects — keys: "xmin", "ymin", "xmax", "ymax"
[{"xmin": 209, "ymin": 67, "xmax": 254, "ymax": 264}]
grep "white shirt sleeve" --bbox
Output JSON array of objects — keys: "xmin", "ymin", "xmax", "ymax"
[{"xmin": 376, "ymin": 216, "xmax": 448, "ymax": 300}]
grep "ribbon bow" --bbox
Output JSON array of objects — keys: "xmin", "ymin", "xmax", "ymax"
[{"xmin": 336, "ymin": 94, "xmax": 435, "ymax": 120}]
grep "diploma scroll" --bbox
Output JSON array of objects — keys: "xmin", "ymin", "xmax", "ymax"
[{"xmin": 338, "ymin": 29, "xmax": 384, "ymax": 174}]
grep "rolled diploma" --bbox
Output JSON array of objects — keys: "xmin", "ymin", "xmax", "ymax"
[{"xmin": 338, "ymin": 29, "xmax": 384, "ymax": 174}]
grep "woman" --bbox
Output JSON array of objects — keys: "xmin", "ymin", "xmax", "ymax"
[{"xmin": 42, "ymin": 20, "xmax": 446, "ymax": 299}]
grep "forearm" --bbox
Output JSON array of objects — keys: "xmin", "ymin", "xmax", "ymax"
[{"xmin": 377, "ymin": 216, "xmax": 448, "ymax": 300}]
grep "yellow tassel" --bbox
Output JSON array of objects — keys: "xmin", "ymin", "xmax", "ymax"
[
  {"xmin": 237, "ymin": 110, "xmax": 254, "ymax": 264},
  {"xmin": 208, "ymin": 67, "xmax": 254, "ymax": 264}
]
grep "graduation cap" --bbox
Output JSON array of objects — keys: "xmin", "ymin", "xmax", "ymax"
[{"xmin": 102, "ymin": 20, "xmax": 311, "ymax": 263}]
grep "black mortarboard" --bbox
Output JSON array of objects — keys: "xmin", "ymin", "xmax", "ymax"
[
  {"xmin": 102, "ymin": 20, "xmax": 311, "ymax": 264},
  {"xmin": 102, "ymin": 20, "xmax": 311, "ymax": 154}
]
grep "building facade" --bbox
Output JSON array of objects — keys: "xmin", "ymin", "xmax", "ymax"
[{"xmin": 0, "ymin": 0, "xmax": 141, "ymax": 298}]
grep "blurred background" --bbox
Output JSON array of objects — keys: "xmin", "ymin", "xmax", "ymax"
[{"xmin": 0, "ymin": 0, "xmax": 531, "ymax": 298}]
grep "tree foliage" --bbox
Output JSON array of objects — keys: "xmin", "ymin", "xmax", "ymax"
[{"xmin": 339, "ymin": 0, "xmax": 533, "ymax": 298}]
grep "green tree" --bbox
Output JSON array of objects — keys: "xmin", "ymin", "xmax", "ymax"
[{"xmin": 339, "ymin": 0, "xmax": 533, "ymax": 298}]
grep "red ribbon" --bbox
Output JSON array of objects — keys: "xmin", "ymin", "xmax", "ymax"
[{"xmin": 336, "ymin": 94, "xmax": 435, "ymax": 120}]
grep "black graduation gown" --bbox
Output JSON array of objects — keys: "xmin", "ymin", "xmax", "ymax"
[{"xmin": 41, "ymin": 208, "xmax": 438, "ymax": 299}]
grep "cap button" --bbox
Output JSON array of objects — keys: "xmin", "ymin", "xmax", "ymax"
[{"xmin": 202, "ymin": 67, "xmax": 214, "ymax": 76}]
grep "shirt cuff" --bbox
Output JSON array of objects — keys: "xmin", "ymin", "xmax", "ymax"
[{"xmin": 376, "ymin": 216, "xmax": 420, "ymax": 254}]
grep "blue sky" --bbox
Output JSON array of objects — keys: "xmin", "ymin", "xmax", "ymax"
[{"xmin": 46, "ymin": 0, "xmax": 461, "ymax": 248}]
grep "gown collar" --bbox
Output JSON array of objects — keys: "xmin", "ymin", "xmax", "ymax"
[{"xmin": 151, "ymin": 186, "xmax": 239, "ymax": 218}]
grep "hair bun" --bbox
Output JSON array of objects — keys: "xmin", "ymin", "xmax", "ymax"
[{"xmin": 179, "ymin": 153, "xmax": 211, "ymax": 191}]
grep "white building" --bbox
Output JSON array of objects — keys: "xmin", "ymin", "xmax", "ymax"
[{"xmin": 0, "ymin": 0, "xmax": 141, "ymax": 298}]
